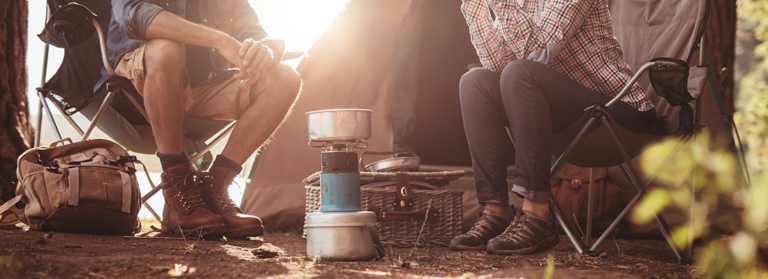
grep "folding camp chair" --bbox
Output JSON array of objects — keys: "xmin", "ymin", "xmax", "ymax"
[
  {"xmin": 33, "ymin": 0, "xmax": 235, "ymax": 224},
  {"xmin": 536, "ymin": 0, "xmax": 714, "ymax": 263}
]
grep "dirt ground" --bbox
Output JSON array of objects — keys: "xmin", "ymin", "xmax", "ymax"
[{"xmin": 0, "ymin": 222, "xmax": 695, "ymax": 279}]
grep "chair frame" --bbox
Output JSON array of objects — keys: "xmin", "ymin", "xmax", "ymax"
[
  {"xmin": 33, "ymin": 7, "xmax": 235, "ymax": 225},
  {"xmin": 546, "ymin": 37, "xmax": 714, "ymax": 263}
]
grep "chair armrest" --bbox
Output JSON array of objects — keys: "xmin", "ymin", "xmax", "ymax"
[
  {"xmin": 93, "ymin": 18, "xmax": 117, "ymax": 77},
  {"xmin": 605, "ymin": 62, "xmax": 655, "ymax": 108}
]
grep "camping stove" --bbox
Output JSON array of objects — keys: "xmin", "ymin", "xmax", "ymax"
[{"xmin": 304, "ymin": 109, "xmax": 378, "ymax": 261}]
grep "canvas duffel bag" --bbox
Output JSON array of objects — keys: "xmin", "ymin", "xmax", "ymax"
[
  {"xmin": 0, "ymin": 138, "xmax": 143, "ymax": 235},
  {"xmin": 551, "ymin": 165, "xmax": 623, "ymax": 236}
]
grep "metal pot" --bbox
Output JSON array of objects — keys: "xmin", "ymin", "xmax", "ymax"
[
  {"xmin": 306, "ymin": 109, "xmax": 372, "ymax": 142},
  {"xmin": 359, "ymin": 150, "xmax": 420, "ymax": 172},
  {"xmin": 305, "ymin": 211, "xmax": 378, "ymax": 260}
]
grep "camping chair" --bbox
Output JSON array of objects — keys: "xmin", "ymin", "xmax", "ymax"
[
  {"xmin": 33, "ymin": 0, "xmax": 237, "ymax": 223},
  {"xmin": 534, "ymin": 0, "xmax": 712, "ymax": 263}
]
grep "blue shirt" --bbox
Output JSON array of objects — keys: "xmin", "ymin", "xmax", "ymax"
[{"xmin": 96, "ymin": 0, "xmax": 285, "ymax": 92}]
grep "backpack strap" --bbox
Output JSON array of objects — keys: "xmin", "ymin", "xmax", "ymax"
[{"xmin": 0, "ymin": 195, "xmax": 23, "ymax": 225}]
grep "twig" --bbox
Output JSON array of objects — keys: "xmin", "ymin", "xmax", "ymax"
[{"xmin": 408, "ymin": 199, "xmax": 433, "ymax": 260}]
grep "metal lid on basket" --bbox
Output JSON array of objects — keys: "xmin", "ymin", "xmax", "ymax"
[
  {"xmin": 305, "ymin": 211, "xmax": 377, "ymax": 228},
  {"xmin": 365, "ymin": 157, "xmax": 420, "ymax": 172}
]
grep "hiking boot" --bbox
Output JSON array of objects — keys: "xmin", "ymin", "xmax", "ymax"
[
  {"xmin": 449, "ymin": 208, "xmax": 513, "ymax": 251},
  {"xmin": 486, "ymin": 209, "xmax": 559, "ymax": 254},
  {"xmin": 160, "ymin": 162, "xmax": 226, "ymax": 237},
  {"xmin": 197, "ymin": 166, "xmax": 264, "ymax": 238}
]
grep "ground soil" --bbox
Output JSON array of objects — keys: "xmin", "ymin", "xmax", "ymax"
[{"xmin": 0, "ymin": 223, "xmax": 695, "ymax": 278}]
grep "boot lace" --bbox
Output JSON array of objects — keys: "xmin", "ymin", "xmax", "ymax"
[
  {"xmin": 199, "ymin": 173, "xmax": 238, "ymax": 211},
  {"xmin": 170, "ymin": 172, "xmax": 207, "ymax": 211}
]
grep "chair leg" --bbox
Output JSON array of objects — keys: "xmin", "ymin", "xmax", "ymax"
[
  {"xmin": 81, "ymin": 89, "xmax": 117, "ymax": 141},
  {"xmin": 188, "ymin": 123, "xmax": 235, "ymax": 164},
  {"xmin": 586, "ymin": 167, "xmax": 594, "ymax": 245},
  {"xmin": 548, "ymin": 117, "xmax": 602, "ymax": 254},
  {"xmin": 599, "ymin": 117, "xmax": 688, "ymax": 263},
  {"xmin": 551, "ymin": 200, "xmax": 586, "ymax": 254},
  {"xmin": 38, "ymin": 92, "xmax": 63, "ymax": 142},
  {"xmin": 688, "ymin": 129, "xmax": 699, "ymax": 259},
  {"xmin": 34, "ymin": 100, "xmax": 44, "ymax": 148},
  {"xmin": 142, "ymin": 203, "xmax": 162, "ymax": 225}
]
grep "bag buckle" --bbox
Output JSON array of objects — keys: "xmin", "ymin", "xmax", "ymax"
[{"xmin": 119, "ymin": 156, "xmax": 137, "ymax": 163}]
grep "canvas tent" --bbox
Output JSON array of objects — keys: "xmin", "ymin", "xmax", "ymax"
[{"xmin": 243, "ymin": 0, "xmax": 735, "ymax": 234}]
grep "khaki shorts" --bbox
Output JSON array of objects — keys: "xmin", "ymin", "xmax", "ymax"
[{"xmin": 115, "ymin": 43, "xmax": 253, "ymax": 121}]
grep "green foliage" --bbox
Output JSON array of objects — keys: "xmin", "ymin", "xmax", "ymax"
[
  {"xmin": 633, "ymin": 135, "xmax": 768, "ymax": 278},
  {"xmin": 0, "ymin": 255, "xmax": 23, "ymax": 272},
  {"xmin": 735, "ymin": 0, "xmax": 768, "ymax": 174}
]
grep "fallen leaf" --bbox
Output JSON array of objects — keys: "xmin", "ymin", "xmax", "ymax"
[{"xmin": 252, "ymin": 248, "xmax": 279, "ymax": 258}]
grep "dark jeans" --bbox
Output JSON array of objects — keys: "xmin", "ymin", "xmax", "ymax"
[{"xmin": 459, "ymin": 60, "xmax": 654, "ymax": 204}]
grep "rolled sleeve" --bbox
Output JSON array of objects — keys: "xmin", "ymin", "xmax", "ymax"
[{"xmin": 112, "ymin": 0, "xmax": 164, "ymax": 41}]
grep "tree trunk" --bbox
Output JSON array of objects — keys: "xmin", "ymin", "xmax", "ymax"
[
  {"xmin": 704, "ymin": 0, "xmax": 736, "ymax": 110},
  {"xmin": 0, "ymin": 0, "xmax": 33, "ymax": 202}
]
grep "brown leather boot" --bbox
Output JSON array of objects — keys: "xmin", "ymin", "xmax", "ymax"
[
  {"xmin": 160, "ymin": 162, "xmax": 226, "ymax": 237},
  {"xmin": 197, "ymin": 166, "xmax": 264, "ymax": 238}
]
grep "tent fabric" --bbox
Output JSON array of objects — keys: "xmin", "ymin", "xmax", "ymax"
[
  {"xmin": 241, "ymin": 0, "xmax": 412, "ymax": 230},
  {"xmin": 390, "ymin": 0, "xmax": 479, "ymax": 166}
]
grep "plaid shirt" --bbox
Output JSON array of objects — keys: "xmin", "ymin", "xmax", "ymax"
[{"xmin": 461, "ymin": 0, "xmax": 653, "ymax": 112}]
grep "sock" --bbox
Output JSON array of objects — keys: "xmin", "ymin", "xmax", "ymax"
[
  {"xmin": 211, "ymin": 155, "xmax": 242, "ymax": 174},
  {"xmin": 156, "ymin": 151, "xmax": 188, "ymax": 172}
]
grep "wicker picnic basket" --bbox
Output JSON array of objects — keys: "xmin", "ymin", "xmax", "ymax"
[{"xmin": 303, "ymin": 171, "xmax": 464, "ymax": 247}]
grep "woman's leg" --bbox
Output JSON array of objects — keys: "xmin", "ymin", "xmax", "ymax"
[
  {"xmin": 460, "ymin": 68, "xmax": 516, "ymax": 212},
  {"xmin": 489, "ymin": 59, "xmax": 653, "ymax": 254},
  {"xmin": 450, "ymin": 68, "xmax": 516, "ymax": 251}
]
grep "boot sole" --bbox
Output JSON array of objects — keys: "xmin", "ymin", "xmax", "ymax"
[
  {"xmin": 486, "ymin": 234, "xmax": 560, "ymax": 255},
  {"xmin": 163, "ymin": 222, "xmax": 227, "ymax": 238},
  {"xmin": 449, "ymin": 243, "xmax": 487, "ymax": 251},
  {"xmin": 224, "ymin": 225, "xmax": 265, "ymax": 239}
]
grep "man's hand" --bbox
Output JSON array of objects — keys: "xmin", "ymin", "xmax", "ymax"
[
  {"xmin": 215, "ymin": 34, "xmax": 248, "ymax": 77},
  {"xmin": 238, "ymin": 38, "xmax": 274, "ymax": 86}
]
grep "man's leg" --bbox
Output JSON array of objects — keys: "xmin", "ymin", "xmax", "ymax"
[
  {"xmin": 449, "ymin": 69, "xmax": 515, "ymax": 251},
  {"xmin": 141, "ymin": 38, "xmax": 225, "ymax": 236},
  {"xmin": 143, "ymin": 38, "xmax": 186, "ymax": 157},
  {"xmin": 196, "ymin": 63, "xmax": 301, "ymax": 238},
  {"xmin": 219, "ymin": 64, "xmax": 302, "ymax": 164}
]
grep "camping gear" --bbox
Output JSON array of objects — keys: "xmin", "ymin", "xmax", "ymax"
[
  {"xmin": 538, "ymin": 0, "xmax": 712, "ymax": 263},
  {"xmin": 360, "ymin": 150, "xmax": 421, "ymax": 172},
  {"xmin": 306, "ymin": 109, "xmax": 373, "ymax": 212},
  {"xmin": 0, "ymin": 138, "xmax": 142, "ymax": 234},
  {"xmin": 33, "ymin": 1, "xmax": 305, "ymax": 225},
  {"xmin": 304, "ymin": 109, "xmax": 379, "ymax": 260},
  {"xmin": 551, "ymin": 166, "xmax": 622, "ymax": 236},
  {"xmin": 306, "ymin": 109, "xmax": 372, "ymax": 142},
  {"xmin": 305, "ymin": 211, "xmax": 379, "ymax": 260},
  {"xmin": 305, "ymin": 171, "xmax": 464, "ymax": 247}
]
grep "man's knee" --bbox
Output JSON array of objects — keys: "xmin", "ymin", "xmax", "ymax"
[
  {"xmin": 269, "ymin": 63, "xmax": 302, "ymax": 101},
  {"xmin": 144, "ymin": 38, "xmax": 185, "ymax": 74}
]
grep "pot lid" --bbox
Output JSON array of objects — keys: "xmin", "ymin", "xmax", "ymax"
[{"xmin": 306, "ymin": 211, "xmax": 377, "ymax": 227}]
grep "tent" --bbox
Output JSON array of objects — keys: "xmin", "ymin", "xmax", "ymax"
[{"xmin": 241, "ymin": 0, "xmax": 736, "ymax": 233}]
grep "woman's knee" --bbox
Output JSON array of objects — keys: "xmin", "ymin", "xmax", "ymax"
[
  {"xmin": 459, "ymin": 68, "xmax": 498, "ymax": 104},
  {"xmin": 500, "ymin": 60, "xmax": 537, "ymax": 83}
]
